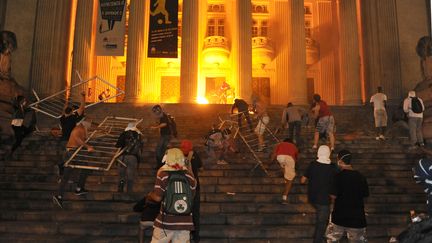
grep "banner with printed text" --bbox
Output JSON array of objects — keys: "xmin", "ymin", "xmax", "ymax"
[
  {"xmin": 96, "ymin": 0, "xmax": 127, "ymax": 56},
  {"xmin": 148, "ymin": 0, "xmax": 178, "ymax": 58}
]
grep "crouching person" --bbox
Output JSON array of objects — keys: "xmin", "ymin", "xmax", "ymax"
[
  {"xmin": 147, "ymin": 148, "xmax": 197, "ymax": 243},
  {"xmin": 115, "ymin": 122, "xmax": 143, "ymax": 193}
]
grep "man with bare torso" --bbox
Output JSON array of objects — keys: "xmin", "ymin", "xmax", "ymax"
[{"xmin": 53, "ymin": 118, "xmax": 94, "ymax": 208}]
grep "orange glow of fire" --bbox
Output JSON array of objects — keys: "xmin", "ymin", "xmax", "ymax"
[{"xmin": 196, "ymin": 96, "xmax": 209, "ymax": 104}]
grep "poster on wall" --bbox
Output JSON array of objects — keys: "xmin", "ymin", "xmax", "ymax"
[
  {"xmin": 95, "ymin": 0, "xmax": 127, "ymax": 56},
  {"xmin": 148, "ymin": 0, "xmax": 178, "ymax": 58}
]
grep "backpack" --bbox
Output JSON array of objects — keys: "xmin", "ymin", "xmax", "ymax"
[
  {"xmin": 162, "ymin": 171, "xmax": 193, "ymax": 215},
  {"xmin": 123, "ymin": 130, "xmax": 142, "ymax": 157},
  {"xmin": 205, "ymin": 129, "xmax": 223, "ymax": 148},
  {"xmin": 411, "ymin": 97, "xmax": 424, "ymax": 114},
  {"xmin": 165, "ymin": 113, "xmax": 178, "ymax": 138}
]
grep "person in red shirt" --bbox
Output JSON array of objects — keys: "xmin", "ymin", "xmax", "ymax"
[
  {"xmin": 270, "ymin": 138, "xmax": 299, "ymax": 204},
  {"xmin": 311, "ymin": 94, "xmax": 336, "ymax": 151}
]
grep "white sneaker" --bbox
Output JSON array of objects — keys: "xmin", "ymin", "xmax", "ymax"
[
  {"xmin": 375, "ymin": 136, "xmax": 380, "ymax": 140},
  {"xmin": 379, "ymin": 135, "xmax": 385, "ymax": 140}
]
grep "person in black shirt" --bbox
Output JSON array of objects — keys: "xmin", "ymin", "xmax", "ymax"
[
  {"xmin": 57, "ymin": 91, "xmax": 85, "ymax": 176},
  {"xmin": 327, "ymin": 149, "xmax": 369, "ymax": 243},
  {"xmin": 301, "ymin": 145, "xmax": 337, "ymax": 243},
  {"xmin": 150, "ymin": 105, "xmax": 172, "ymax": 168},
  {"xmin": 231, "ymin": 98, "xmax": 252, "ymax": 130},
  {"xmin": 6, "ymin": 95, "xmax": 35, "ymax": 159}
]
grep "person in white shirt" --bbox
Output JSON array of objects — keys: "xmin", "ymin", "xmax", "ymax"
[
  {"xmin": 370, "ymin": 87, "xmax": 388, "ymax": 140},
  {"xmin": 403, "ymin": 90, "xmax": 425, "ymax": 149}
]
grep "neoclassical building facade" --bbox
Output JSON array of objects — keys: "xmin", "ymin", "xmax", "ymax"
[{"xmin": 0, "ymin": 0, "xmax": 430, "ymax": 105}]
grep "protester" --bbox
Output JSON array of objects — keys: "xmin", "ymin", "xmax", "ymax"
[
  {"xmin": 5, "ymin": 95, "xmax": 36, "ymax": 159},
  {"xmin": 301, "ymin": 145, "xmax": 337, "ymax": 243},
  {"xmin": 270, "ymin": 138, "xmax": 298, "ymax": 204},
  {"xmin": 52, "ymin": 117, "xmax": 94, "ymax": 208},
  {"xmin": 370, "ymin": 86, "xmax": 388, "ymax": 140},
  {"xmin": 231, "ymin": 98, "xmax": 252, "ymax": 131},
  {"xmin": 311, "ymin": 94, "xmax": 336, "ymax": 151},
  {"xmin": 254, "ymin": 98, "xmax": 269, "ymax": 152},
  {"xmin": 150, "ymin": 105, "xmax": 173, "ymax": 168},
  {"xmin": 327, "ymin": 149, "xmax": 369, "ymax": 243},
  {"xmin": 205, "ymin": 124, "xmax": 227, "ymax": 165},
  {"xmin": 403, "ymin": 91, "xmax": 425, "ymax": 149},
  {"xmin": 180, "ymin": 140, "xmax": 203, "ymax": 243},
  {"xmin": 115, "ymin": 122, "xmax": 142, "ymax": 193},
  {"xmin": 58, "ymin": 91, "xmax": 86, "ymax": 175},
  {"xmin": 281, "ymin": 102, "xmax": 305, "ymax": 145},
  {"xmin": 147, "ymin": 148, "xmax": 197, "ymax": 243},
  {"xmin": 222, "ymin": 128, "xmax": 238, "ymax": 153}
]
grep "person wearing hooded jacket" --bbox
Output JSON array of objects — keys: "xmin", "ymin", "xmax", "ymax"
[
  {"xmin": 147, "ymin": 148, "xmax": 197, "ymax": 243},
  {"xmin": 301, "ymin": 145, "xmax": 337, "ymax": 243},
  {"xmin": 115, "ymin": 122, "xmax": 142, "ymax": 193}
]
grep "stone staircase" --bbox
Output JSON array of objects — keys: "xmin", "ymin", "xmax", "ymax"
[{"xmin": 0, "ymin": 104, "xmax": 426, "ymax": 242}]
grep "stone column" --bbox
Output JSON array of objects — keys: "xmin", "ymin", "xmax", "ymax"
[
  {"xmin": 233, "ymin": 0, "xmax": 252, "ymax": 101},
  {"xmin": 71, "ymin": 0, "xmax": 97, "ymax": 97},
  {"xmin": 361, "ymin": 0, "xmax": 402, "ymax": 102},
  {"xmin": 31, "ymin": 0, "xmax": 72, "ymax": 97},
  {"xmin": 180, "ymin": 0, "xmax": 199, "ymax": 103},
  {"xmin": 337, "ymin": 0, "xmax": 361, "ymax": 105},
  {"xmin": 273, "ymin": 0, "xmax": 307, "ymax": 105},
  {"xmin": 125, "ymin": 0, "xmax": 145, "ymax": 102},
  {"xmin": 125, "ymin": 0, "xmax": 157, "ymax": 103}
]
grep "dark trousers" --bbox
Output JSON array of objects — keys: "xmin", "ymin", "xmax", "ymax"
[
  {"xmin": 156, "ymin": 134, "xmax": 171, "ymax": 168},
  {"xmin": 192, "ymin": 187, "xmax": 201, "ymax": 242},
  {"xmin": 288, "ymin": 121, "xmax": 302, "ymax": 145},
  {"xmin": 58, "ymin": 150, "xmax": 88, "ymax": 197},
  {"xmin": 237, "ymin": 111, "xmax": 252, "ymax": 130},
  {"xmin": 118, "ymin": 154, "xmax": 138, "ymax": 192},
  {"xmin": 11, "ymin": 125, "xmax": 33, "ymax": 153},
  {"xmin": 312, "ymin": 203, "xmax": 330, "ymax": 243}
]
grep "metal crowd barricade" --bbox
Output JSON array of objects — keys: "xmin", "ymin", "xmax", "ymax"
[
  {"xmin": 219, "ymin": 111, "xmax": 280, "ymax": 176},
  {"xmin": 64, "ymin": 116, "xmax": 142, "ymax": 171},
  {"xmin": 29, "ymin": 72, "xmax": 125, "ymax": 119}
]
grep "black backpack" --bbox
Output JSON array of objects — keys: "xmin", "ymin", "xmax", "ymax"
[
  {"xmin": 411, "ymin": 97, "xmax": 424, "ymax": 114},
  {"xmin": 165, "ymin": 113, "xmax": 178, "ymax": 138},
  {"xmin": 162, "ymin": 171, "xmax": 193, "ymax": 215},
  {"xmin": 123, "ymin": 130, "xmax": 142, "ymax": 157}
]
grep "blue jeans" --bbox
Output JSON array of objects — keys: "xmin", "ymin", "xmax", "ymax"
[
  {"xmin": 156, "ymin": 134, "xmax": 171, "ymax": 168},
  {"xmin": 312, "ymin": 203, "xmax": 330, "ymax": 243}
]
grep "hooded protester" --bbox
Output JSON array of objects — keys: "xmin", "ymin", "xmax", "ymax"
[
  {"xmin": 115, "ymin": 122, "xmax": 142, "ymax": 193},
  {"xmin": 301, "ymin": 145, "xmax": 337, "ymax": 243},
  {"xmin": 180, "ymin": 140, "xmax": 203, "ymax": 243},
  {"xmin": 147, "ymin": 148, "xmax": 197, "ymax": 243}
]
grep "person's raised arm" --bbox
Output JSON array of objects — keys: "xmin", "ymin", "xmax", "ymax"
[{"xmin": 76, "ymin": 91, "xmax": 86, "ymax": 116}]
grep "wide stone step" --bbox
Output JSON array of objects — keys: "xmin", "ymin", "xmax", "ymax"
[
  {"xmin": 0, "ymin": 190, "xmax": 425, "ymax": 205},
  {"xmin": 0, "ymin": 198, "xmax": 425, "ymax": 214},
  {"xmin": 0, "ymin": 221, "xmax": 407, "ymax": 239},
  {"xmin": 0, "ymin": 209, "xmax": 415, "ymax": 226}
]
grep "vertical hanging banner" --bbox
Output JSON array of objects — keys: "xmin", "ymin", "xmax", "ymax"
[
  {"xmin": 96, "ymin": 0, "xmax": 127, "ymax": 56},
  {"xmin": 148, "ymin": 0, "xmax": 178, "ymax": 58}
]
